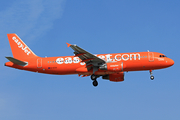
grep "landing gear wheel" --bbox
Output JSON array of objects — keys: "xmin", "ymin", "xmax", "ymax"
[
  {"xmin": 92, "ymin": 80, "xmax": 98, "ymax": 87},
  {"xmin": 150, "ymin": 76, "xmax": 154, "ymax": 80},
  {"xmin": 91, "ymin": 74, "xmax": 97, "ymax": 80},
  {"xmin": 149, "ymin": 70, "xmax": 154, "ymax": 80}
]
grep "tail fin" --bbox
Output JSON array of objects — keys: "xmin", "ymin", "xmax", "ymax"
[{"xmin": 7, "ymin": 33, "xmax": 37, "ymax": 60}]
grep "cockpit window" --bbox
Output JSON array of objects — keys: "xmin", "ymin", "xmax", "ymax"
[{"xmin": 159, "ymin": 55, "xmax": 167, "ymax": 57}]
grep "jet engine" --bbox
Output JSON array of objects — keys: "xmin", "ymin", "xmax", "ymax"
[
  {"xmin": 99, "ymin": 62, "xmax": 124, "ymax": 72},
  {"xmin": 102, "ymin": 72, "xmax": 124, "ymax": 82}
]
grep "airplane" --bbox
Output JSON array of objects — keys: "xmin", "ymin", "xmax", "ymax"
[{"xmin": 5, "ymin": 33, "xmax": 174, "ymax": 87}]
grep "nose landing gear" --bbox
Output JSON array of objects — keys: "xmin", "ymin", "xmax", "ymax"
[
  {"xmin": 91, "ymin": 74, "xmax": 98, "ymax": 87},
  {"xmin": 149, "ymin": 70, "xmax": 154, "ymax": 80},
  {"xmin": 150, "ymin": 75, "xmax": 154, "ymax": 80}
]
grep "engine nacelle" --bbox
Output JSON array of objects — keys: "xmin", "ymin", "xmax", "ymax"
[
  {"xmin": 102, "ymin": 72, "xmax": 124, "ymax": 82},
  {"xmin": 99, "ymin": 62, "xmax": 124, "ymax": 72}
]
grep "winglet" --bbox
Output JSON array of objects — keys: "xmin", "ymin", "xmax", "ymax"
[{"xmin": 66, "ymin": 43, "xmax": 71, "ymax": 47}]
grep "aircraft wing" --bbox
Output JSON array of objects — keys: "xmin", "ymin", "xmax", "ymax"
[{"xmin": 67, "ymin": 43, "xmax": 106, "ymax": 71}]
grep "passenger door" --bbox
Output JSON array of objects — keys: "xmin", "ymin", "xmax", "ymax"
[
  {"xmin": 148, "ymin": 52, "xmax": 154, "ymax": 62},
  {"xmin": 37, "ymin": 58, "xmax": 42, "ymax": 68}
]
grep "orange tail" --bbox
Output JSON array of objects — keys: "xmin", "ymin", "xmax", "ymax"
[{"xmin": 7, "ymin": 33, "xmax": 38, "ymax": 60}]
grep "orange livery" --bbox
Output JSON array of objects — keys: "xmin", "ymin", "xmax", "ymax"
[{"xmin": 5, "ymin": 34, "xmax": 174, "ymax": 86}]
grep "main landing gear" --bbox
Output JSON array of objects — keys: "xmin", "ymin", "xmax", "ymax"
[
  {"xmin": 149, "ymin": 70, "xmax": 154, "ymax": 80},
  {"xmin": 91, "ymin": 74, "xmax": 98, "ymax": 87}
]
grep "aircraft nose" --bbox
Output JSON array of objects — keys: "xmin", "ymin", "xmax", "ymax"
[{"xmin": 168, "ymin": 59, "xmax": 174, "ymax": 66}]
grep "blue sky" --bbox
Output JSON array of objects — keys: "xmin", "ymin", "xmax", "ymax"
[{"xmin": 0, "ymin": 0, "xmax": 180, "ymax": 120}]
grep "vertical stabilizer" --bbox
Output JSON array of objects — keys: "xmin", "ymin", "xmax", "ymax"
[{"xmin": 7, "ymin": 34, "xmax": 37, "ymax": 60}]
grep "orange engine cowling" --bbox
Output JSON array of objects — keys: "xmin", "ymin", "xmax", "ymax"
[
  {"xmin": 102, "ymin": 72, "xmax": 124, "ymax": 82},
  {"xmin": 99, "ymin": 62, "xmax": 124, "ymax": 72}
]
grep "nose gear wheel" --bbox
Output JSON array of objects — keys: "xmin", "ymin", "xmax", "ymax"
[{"xmin": 149, "ymin": 70, "xmax": 154, "ymax": 80}]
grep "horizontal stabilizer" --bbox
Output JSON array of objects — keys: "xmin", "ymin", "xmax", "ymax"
[{"xmin": 5, "ymin": 57, "xmax": 27, "ymax": 66}]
